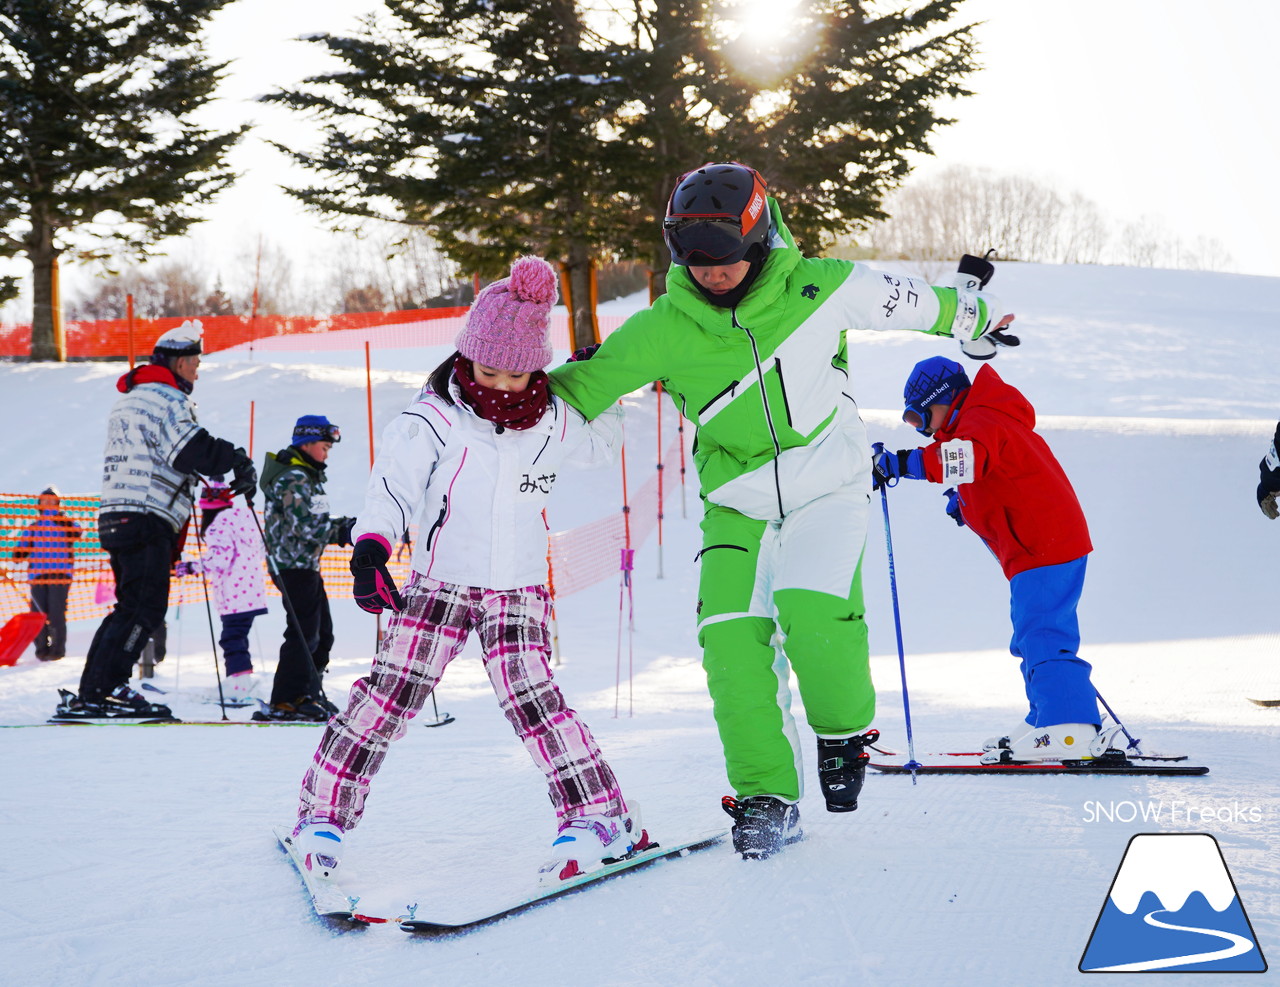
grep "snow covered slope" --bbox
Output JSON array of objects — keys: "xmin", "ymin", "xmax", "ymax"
[{"xmin": 2, "ymin": 262, "xmax": 1278, "ymax": 985}]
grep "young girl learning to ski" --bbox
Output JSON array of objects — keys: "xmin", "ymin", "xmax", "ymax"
[
  {"xmin": 176, "ymin": 478, "xmax": 268, "ymax": 704},
  {"xmin": 291, "ymin": 256, "xmax": 649, "ymax": 884}
]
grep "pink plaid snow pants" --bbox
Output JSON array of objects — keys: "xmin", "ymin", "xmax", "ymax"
[{"xmin": 297, "ymin": 573, "xmax": 626, "ymax": 832}]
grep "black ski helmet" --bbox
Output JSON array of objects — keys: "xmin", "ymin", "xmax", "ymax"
[{"xmin": 663, "ymin": 162, "xmax": 773, "ymax": 266}]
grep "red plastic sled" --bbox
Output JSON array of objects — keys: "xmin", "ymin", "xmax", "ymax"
[{"xmin": 0, "ymin": 612, "xmax": 47, "ymax": 667}]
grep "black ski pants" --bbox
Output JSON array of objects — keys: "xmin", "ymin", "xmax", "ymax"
[
  {"xmin": 79, "ymin": 512, "xmax": 177, "ymax": 701},
  {"xmin": 31, "ymin": 580, "xmax": 70, "ymax": 659},
  {"xmin": 270, "ymin": 567, "xmax": 333, "ymax": 705}
]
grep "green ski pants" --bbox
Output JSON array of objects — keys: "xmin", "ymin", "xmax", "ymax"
[{"xmin": 696, "ymin": 487, "xmax": 876, "ymax": 801}]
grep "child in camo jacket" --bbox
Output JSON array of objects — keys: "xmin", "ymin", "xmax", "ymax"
[
  {"xmin": 256, "ymin": 415, "xmax": 356, "ymax": 721},
  {"xmin": 291, "ymin": 256, "xmax": 649, "ymax": 885}
]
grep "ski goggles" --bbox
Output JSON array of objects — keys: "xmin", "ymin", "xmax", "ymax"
[
  {"xmin": 293, "ymin": 423, "xmax": 341, "ymax": 444},
  {"xmin": 663, "ymin": 218, "xmax": 756, "ymax": 266},
  {"xmin": 902, "ymin": 402, "xmax": 932, "ymax": 434}
]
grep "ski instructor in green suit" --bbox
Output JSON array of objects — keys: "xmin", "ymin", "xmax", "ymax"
[{"xmin": 549, "ymin": 162, "xmax": 1014, "ymax": 859}]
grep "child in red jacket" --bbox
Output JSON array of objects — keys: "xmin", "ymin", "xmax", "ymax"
[{"xmin": 873, "ymin": 356, "xmax": 1113, "ymax": 762}]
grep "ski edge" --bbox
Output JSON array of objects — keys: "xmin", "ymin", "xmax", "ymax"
[
  {"xmin": 868, "ymin": 745, "xmax": 1190, "ymax": 763},
  {"xmin": 17, "ymin": 718, "xmax": 319, "ymax": 727},
  {"xmin": 398, "ymin": 830, "xmax": 728, "ymax": 934},
  {"xmin": 867, "ymin": 759, "xmax": 1209, "ymax": 776}
]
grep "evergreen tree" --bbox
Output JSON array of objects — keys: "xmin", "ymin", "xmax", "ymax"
[
  {"xmin": 268, "ymin": 0, "xmax": 978, "ymax": 349},
  {"xmin": 0, "ymin": 0, "xmax": 244, "ymax": 359}
]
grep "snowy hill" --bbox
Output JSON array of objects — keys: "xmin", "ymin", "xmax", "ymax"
[{"xmin": 3, "ymin": 261, "xmax": 1279, "ymax": 985}]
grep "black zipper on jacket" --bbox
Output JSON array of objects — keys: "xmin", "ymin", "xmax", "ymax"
[
  {"xmin": 698, "ymin": 378, "xmax": 741, "ymax": 417},
  {"xmin": 694, "ymin": 543, "xmax": 750, "ymax": 562},
  {"xmin": 774, "ymin": 357, "xmax": 794, "ymax": 428},
  {"xmin": 425, "ymin": 496, "xmax": 448, "ymax": 550},
  {"xmin": 732, "ymin": 309, "xmax": 785, "ymax": 518}
]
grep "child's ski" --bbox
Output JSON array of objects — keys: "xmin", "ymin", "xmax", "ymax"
[
  {"xmin": 868, "ymin": 751, "xmax": 1208, "ymax": 776},
  {"xmin": 398, "ymin": 831, "xmax": 726, "ymax": 935},
  {"xmin": 1247, "ymin": 697, "xmax": 1280, "ymax": 708},
  {"xmin": 274, "ymin": 827, "xmax": 390, "ymax": 925}
]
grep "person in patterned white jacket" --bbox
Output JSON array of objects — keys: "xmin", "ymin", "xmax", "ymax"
[
  {"xmin": 290, "ymin": 256, "xmax": 649, "ymax": 885},
  {"xmin": 54, "ymin": 320, "xmax": 256, "ymax": 721},
  {"xmin": 176, "ymin": 479, "xmax": 268, "ymax": 703}
]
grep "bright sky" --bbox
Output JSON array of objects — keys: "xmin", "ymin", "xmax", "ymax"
[
  {"xmin": 918, "ymin": 0, "xmax": 1280, "ymax": 277},
  {"xmin": 27, "ymin": 0, "xmax": 1280, "ymax": 307}
]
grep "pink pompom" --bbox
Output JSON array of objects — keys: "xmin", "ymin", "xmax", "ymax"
[{"xmin": 507, "ymin": 256, "xmax": 558, "ymax": 305}]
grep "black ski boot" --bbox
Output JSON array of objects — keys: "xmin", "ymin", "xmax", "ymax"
[
  {"xmin": 721, "ymin": 795, "xmax": 802, "ymax": 860},
  {"xmin": 816, "ymin": 729, "xmax": 878, "ymax": 813},
  {"xmin": 50, "ymin": 688, "xmax": 105, "ymax": 721},
  {"xmin": 103, "ymin": 683, "xmax": 173, "ymax": 718},
  {"xmin": 252, "ymin": 695, "xmax": 330, "ymax": 722},
  {"xmin": 51, "ymin": 686, "xmax": 172, "ymax": 721}
]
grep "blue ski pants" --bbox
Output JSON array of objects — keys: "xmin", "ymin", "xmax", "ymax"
[{"xmin": 1009, "ymin": 556, "xmax": 1100, "ymax": 727}]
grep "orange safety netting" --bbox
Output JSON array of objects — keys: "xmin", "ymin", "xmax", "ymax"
[
  {"xmin": 0, "ymin": 310, "xmax": 630, "ymax": 359},
  {"xmin": 548, "ymin": 433, "xmax": 682, "ymax": 597},
  {"xmin": 0, "ymin": 492, "xmax": 406, "ymax": 624},
  {"xmin": 0, "ymin": 432, "xmax": 687, "ymax": 626}
]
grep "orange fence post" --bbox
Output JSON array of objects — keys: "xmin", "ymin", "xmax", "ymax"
[
  {"xmin": 615, "ymin": 404, "xmax": 634, "ymax": 718},
  {"xmin": 126, "ymin": 293, "xmax": 135, "ymax": 370},
  {"xmin": 364, "ymin": 341, "xmax": 375, "ymax": 470},
  {"xmin": 544, "ymin": 507, "xmax": 560, "ymax": 665}
]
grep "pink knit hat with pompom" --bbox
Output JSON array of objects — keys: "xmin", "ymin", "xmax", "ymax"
[{"xmin": 455, "ymin": 256, "xmax": 558, "ymax": 372}]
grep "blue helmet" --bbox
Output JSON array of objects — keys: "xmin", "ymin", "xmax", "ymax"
[{"xmin": 903, "ymin": 357, "xmax": 970, "ymax": 434}]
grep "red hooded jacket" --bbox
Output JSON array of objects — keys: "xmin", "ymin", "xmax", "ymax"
[{"xmin": 922, "ymin": 365, "xmax": 1091, "ymax": 580}]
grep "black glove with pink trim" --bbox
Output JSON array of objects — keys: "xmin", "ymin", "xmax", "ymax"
[{"xmin": 350, "ymin": 534, "xmax": 405, "ymax": 614}]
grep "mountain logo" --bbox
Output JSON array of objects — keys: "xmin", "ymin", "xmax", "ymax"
[{"xmin": 1080, "ymin": 833, "xmax": 1267, "ymax": 973}]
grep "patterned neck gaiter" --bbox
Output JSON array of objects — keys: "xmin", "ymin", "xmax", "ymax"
[{"xmin": 453, "ymin": 355, "xmax": 550, "ymax": 431}]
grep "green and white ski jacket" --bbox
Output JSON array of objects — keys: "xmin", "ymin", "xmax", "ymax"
[{"xmin": 549, "ymin": 198, "xmax": 1003, "ymax": 521}]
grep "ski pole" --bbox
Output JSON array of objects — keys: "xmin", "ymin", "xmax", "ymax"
[
  {"xmin": 872, "ymin": 442, "xmax": 922, "ymax": 782},
  {"xmin": 192, "ymin": 519, "xmax": 229, "ymax": 720},
  {"xmin": 246, "ymin": 503, "xmax": 329, "ymax": 705},
  {"xmin": 1094, "ymin": 687, "xmax": 1142, "ymax": 752}
]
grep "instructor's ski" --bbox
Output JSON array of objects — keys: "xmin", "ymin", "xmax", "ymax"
[
  {"xmin": 398, "ymin": 831, "xmax": 727, "ymax": 935},
  {"xmin": 1248, "ymin": 697, "xmax": 1280, "ymax": 708}
]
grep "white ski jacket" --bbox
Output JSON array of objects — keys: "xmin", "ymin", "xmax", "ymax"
[
  {"xmin": 353, "ymin": 378, "xmax": 622, "ymax": 591},
  {"xmin": 196, "ymin": 505, "xmax": 268, "ymax": 616},
  {"xmin": 101, "ymin": 378, "xmax": 202, "ymax": 531}
]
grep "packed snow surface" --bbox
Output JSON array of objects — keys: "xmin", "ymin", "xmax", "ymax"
[{"xmin": 3, "ymin": 262, "xmax": 1278, "ymax": 985}]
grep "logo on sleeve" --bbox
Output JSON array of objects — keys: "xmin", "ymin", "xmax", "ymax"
[{"xmin": 800, "ymin": 284, "xmax": 820, "ymax": 300}]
